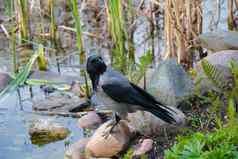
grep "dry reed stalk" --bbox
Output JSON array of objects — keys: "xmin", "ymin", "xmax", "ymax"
[
  {"xmin": 164, "ymin": 0, "xmax": 202, "ymax": 69},
  {"xmin": 228, "ymin": 0, "xmax": 238, "ymax": 30}
]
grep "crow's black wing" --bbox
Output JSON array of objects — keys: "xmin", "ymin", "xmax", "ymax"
[{"xmin": 101, "ymin": 80, "xmax": 176, "ymax": 123}]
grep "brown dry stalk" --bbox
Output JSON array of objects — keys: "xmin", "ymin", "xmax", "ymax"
[
  {"xmin": 228, "ymin": 0, "xmax": 238, "ymax": 30},
  {"xmin": 164, "ymin": 0, "xmax": 202, "ymax": 69}
]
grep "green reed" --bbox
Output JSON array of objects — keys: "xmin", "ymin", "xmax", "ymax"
[
  {"xmin": 17, "ymin": 0, "xmax": 30, "ymax": 43},
  {"xmin": 107, "ymin": 0, "xmax": 127, "ymax": 74},
  {"xmin": 71, "ymin": 0, "xmax": 89, "ymax": 97}
]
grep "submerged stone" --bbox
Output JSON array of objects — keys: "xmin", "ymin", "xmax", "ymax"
[{"xmin": 29, "ymin": 119, "xmax": 70, "ymax": 146}]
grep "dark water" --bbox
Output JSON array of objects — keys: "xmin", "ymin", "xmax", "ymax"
[{"xmin": 0, "ymin": 87, "xmax": 83, "ymax": 159}]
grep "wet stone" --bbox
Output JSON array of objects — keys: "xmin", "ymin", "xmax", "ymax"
[
  {"xmin": 29, "ymin": 119, "xmax": 70, "ymax": 146},
  {"xmin": 32, "ymin": 93, "xmax": 89, "ymax": 115}
]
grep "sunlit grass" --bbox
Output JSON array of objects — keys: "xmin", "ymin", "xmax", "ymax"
[
  {"xmin": 17, "ymin": 0, "xmax": 30, "ymax": 43},
  {"xmin": 71, "ymin": 0, "xmax": 90, "ymax": 97},
  {"xmin": 107, "ymin": 0, "xmax": 127, "ymax": 74}
]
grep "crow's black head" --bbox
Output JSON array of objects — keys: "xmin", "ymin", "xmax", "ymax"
[
  {"xmin": 87, "ymin": 55, "xmax": 107, "ymax": 75},
  {"xmin": 86, "ymin": 55, "xmax": 107, "ymax": 91}
]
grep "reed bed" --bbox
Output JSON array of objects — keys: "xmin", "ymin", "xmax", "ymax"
[{"xmin": 164, "ymin": 0, "xmax": 202, "ymax": 68}]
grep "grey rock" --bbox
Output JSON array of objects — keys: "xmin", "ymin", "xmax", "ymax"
[
  {"xmin": 198, "ymin": 31, "xmax": 238, "ymax": 52},
  {"xmin": 195, "ymin": 50, "xmax": 238, "ymax": 93},
  {"xmin": 127, "ymin": 107, "xmax": 186, "ymax": 136},
  {"xmin": 147, "ymin": 59, "xmax": 194, "ymax": 107}
]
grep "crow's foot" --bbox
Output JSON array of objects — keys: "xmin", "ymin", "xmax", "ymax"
[{"xmin": 102, "ymin": 113, "xmax": 121, "ymax": 139}]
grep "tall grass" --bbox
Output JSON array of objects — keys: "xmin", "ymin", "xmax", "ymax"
[
  {"xmin": 49, "ymin": 0, "xmax": 57, "ymax": 48},
  {"xmin": 127, "ymin": 0, "xmax": 135, "ymax": 63},
  {"xmin": 4, "ymin": 0, "xmax": 14, "ymax": 17},
  {"xmin": 107, "ymin": 0, "xmax": 127, "ymax": 74},
  {"xmin": 71, "ymin": 0, "xmax": 89, "ymax": 97},
  {"xmin": 71, "ymin": 0, "xmax": 85, "ymax": 64},
  {"xmin": 17, "ymin": 0, "xmax": 30, "ymax": 43},
  {"xmin": 0, "ymin": 53, "xmax": 39, "ymax": 101}
]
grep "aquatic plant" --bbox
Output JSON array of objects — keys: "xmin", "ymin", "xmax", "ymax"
[
  {"xmin": 71, "ymin": 0, "xmax": 90, "ymax": 97},
  {"xmin": 0, "ymin": 53, "xmax": 39, "ymax": 101},
  {"xmin": 16, "ymin": 0, "xmax": 30, "ymax": 43}
]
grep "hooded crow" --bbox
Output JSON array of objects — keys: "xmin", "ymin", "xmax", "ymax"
[{"xmin": 87, "ymin": 55, "xmax": 176, "ymax": 136}]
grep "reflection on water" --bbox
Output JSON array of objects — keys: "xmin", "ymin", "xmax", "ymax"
[{"xmin": 0, "ymin": 89, "xmax": 83, "ymax": 159}]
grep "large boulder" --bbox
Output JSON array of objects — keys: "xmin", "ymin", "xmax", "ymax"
[
  {"xmin": 195, "ymin": 50, "xmax": 238, "ymax": 93},
  {"xmin": 127, "ymin": 107, "xmax": 186, "ymax": 136},
  {"xmin": 86, "ymin": 120, "xmax": 131, "ymax": 158},
  {"xmin": 29, "ymin": 119, "xmax": 70, "ymax": 145},
  {"xmin": 198, "ymin": 31, "xmax": 238, "ymax": 52},
  {"xmin": 64, "ymin": 138, "xmax": 90, "ymax": 159},
  {"xmin": 146, "ymin": 59, "xmax": 194, "ymax": 107}
]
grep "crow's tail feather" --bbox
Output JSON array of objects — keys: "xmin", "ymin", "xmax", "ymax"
[{"xmin": 149, "ymin": 105, "xmax": 176, "ymax": 124}]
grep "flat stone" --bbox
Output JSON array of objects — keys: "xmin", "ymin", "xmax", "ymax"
[
  {"xmin": 32, "ymin": 93, "xmax": 88, "ymax": 116},
  {"xmin": 29, "ymin": 119, "xmax": 70, "ymax": 145}
]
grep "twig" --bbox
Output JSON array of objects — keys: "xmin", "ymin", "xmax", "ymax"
[
  {"xmin": 31, "ymin": 110, "xmax": 112, "ymax": 118},
  {"xmin": 58, "ymin": 25, "xmax": 104, "ymax": 40},
  {"xmin": 0, "ymin": 24, "xmax": 10, "ymax": 38},
  {"xmin": 138, "ymin": 0, "xmax": 145, "ymax": 10}
]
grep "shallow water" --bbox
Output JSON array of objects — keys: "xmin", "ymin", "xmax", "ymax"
[
  {"xmin": 0, "ymin": 88, "xmax": 83, "ymax": 159},
  {"xmin": 0, "ymin": 51, "xmax": 83, "ymax": 159}
]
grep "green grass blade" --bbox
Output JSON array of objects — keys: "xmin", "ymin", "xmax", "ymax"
[{"xmin": 0, "ymin": 53, "xmax": 39, "ymax": 101}]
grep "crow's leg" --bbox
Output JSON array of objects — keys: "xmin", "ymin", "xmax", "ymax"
[{"xmin": 102, "ymin": 112, "xmax": 121, "ymax": 138}]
